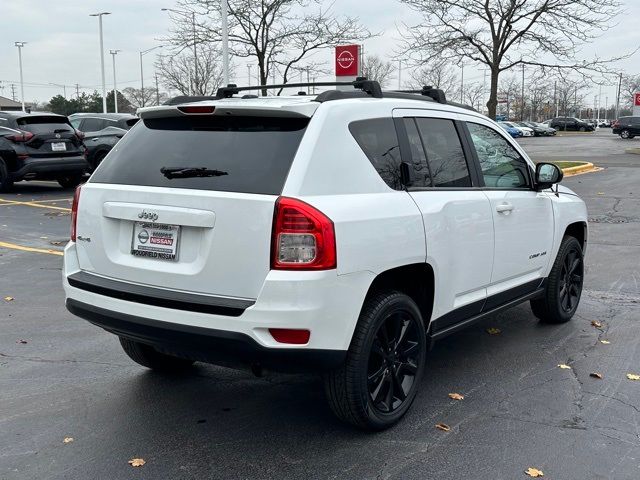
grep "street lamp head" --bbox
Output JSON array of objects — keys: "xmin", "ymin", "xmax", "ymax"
[
  {"xmin": 14, "ymin": 41, "xmax": 27, "ymax": 47},
  {"xmin": 109, "ymin": 49, "xmax": 122, "ymax": 55},
  {"xmin": 89, "ymin": 12, "xmax": 111, "ymax": 17}
]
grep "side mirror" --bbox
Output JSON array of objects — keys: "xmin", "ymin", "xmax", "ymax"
[
  {"xmin": 400, "ymin": 161, "xmax": 415, "ymax": 187},
  {"xmin": 535, "ymin": 162, "xmax": 563, "ymax": 190}
]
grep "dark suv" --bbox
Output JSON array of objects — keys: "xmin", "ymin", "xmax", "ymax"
[
  {"xmin": 549, "ymin": 117, "xmax": 595, "ymax": 132},
  {"xmin": 612, "ymin": 116, "xmax": 640, "ymax": 139},
  {"xmin": 0, "ymin": 111, "xmax": 88, "ymax": 191},
  {"xmin": 69, "ymin": 113, "xmax": 138, "ymax": 170}
]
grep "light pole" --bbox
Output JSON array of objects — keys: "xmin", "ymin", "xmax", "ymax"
[
  {"xmin": 221, "ymin": 0, "xmax": 229, "ymax": 85},
  {"xmin": 140, "ymin": 46, "xmax": 163, "ymax": 107},
  {"xmin": 110, "ymin": 50, "xmax": 121, "ymax": 113},
  {"xmin": 49, "ymin": 83, "xmax": 67, "ymax": 98},
  {"xmin": 90, "ymin": 12, "xmax": 111, "ymax": 113},
  {"xmin": 14, "ymin": 42, "xmax": 26, "ymax": 112},
  {"xmin": 161, "ymin": 8, "xmax": 198, "ymax": 92}
]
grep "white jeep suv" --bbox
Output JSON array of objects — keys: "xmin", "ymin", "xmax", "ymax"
[{"xmin": 63, "ymin": 80, "xmax": 587, "ymax": 430}]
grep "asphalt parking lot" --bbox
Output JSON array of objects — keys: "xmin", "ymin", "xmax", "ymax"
[{"xmin": 1, "ymin": 129, "xmax": 639, "ymax": 480}]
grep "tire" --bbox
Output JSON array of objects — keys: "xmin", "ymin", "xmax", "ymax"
[
  {"xmin": 579, "ymin": 126, "xmax": 586, "ymax": 132},
  {"xmin": 57, "ymin": 174, "xmax": 84, "ymax": 189},
  {"xmin": 119, "ymin": 337, "xmax": 195, "ymax": 372},
  {"xmin": 0, "ymin": 157, "xmax": 13, "ymax": 192},
  {"xmin": 92, "ymin": 150, "xmax": 107, "ymax": 171},
  {"xmin": 324, "ymin": 291, "xmax": 427, "ymax": 430},
  {"xmin": 530, "ymin": 236, "xmax": 584, "ymax": 324},
  {"xmin": 620, "ymin": 129, "xmax": 631, "ymax": 139}
]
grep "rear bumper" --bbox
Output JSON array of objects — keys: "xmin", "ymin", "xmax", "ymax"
[
  {"xmin": 66, "ymin": 298, "xmax": 346, "ymax": 372},
  {"xmin": 63, "ymin": 242, "xmax": 374, "ymax": 370},
  {"xmin": 11, "ymin": 156, "xmax": 89, "ymax": 181}
]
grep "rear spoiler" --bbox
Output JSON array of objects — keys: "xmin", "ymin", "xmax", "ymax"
[{"xmin": 138, "ymin": 102, "xmax": 318, "ymax": 119}]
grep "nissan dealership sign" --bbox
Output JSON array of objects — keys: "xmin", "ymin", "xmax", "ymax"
[
  {"xmin": 335, "ymin": 45, "xmax": 360, "ymax": 77},
  {"xmin": 635, "ymin": 92, "xmax": 640, "ymax": 116}
]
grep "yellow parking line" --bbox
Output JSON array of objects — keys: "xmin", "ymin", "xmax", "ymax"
[
  {"xmin": 0, "ymin": 241, "xmax": 64, "ymax": 256},
  {"xmin": 0, "ymin": 198, "xmax": 71, "ymax": 211}
]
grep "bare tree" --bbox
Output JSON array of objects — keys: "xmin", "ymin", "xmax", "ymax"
[
  {"xmin": 463, "ymin": 82, "xmax": 485, "ymax": 111},
  {"xmin": 156, "ymin": 44, "xmax": 225, "ymax": 96},
  {"xmin": 621, "ymin": 74, "xmax": 640, "ymax": 108},
  {"xmin": 122, "ymin": 87, "xmax": 167, "ymax": 109},
  {"xmin": 168, "ymin": 0, "xmax": 370, "ymax": 95},
  {"xmin": 361, "ymin": 55, "xmax": 395, "ymax": 88},
  {"xmin": 409, "ymin": 60, "xmax": 461, "ymax": 100},
  {"xmin": 400, "ymin": 0, "xmax": 627, "ymax": 118}
]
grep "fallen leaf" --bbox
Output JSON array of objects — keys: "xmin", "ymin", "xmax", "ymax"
[
  {"xmin": 591, "ymin": 320, "xmax": 602, "ymax": 328},
  {"xmin": 63, "ymin": 437, "xmax": 74, "ymax": 444},
  {"xmin": 486, "ymin": 327, "xmax": 501, "ymax": 335},
  {"xmin": 525, "ymin": 467, "xmax": 544, "ymax": 477},
  {"xmin": 558, "ymin": 364, "xmax": 571, "ymax": 369},
  {"xmin": 627, "ymin": 374, "xmax": 640, "ymax": 381},
  {"xmin": 435, "ymin": 423, "xmax": 450, "ymax": 432},
  {"xmin": 128, "ymin": 458, "xmax": 146, "ymax": 467},
  {"xmin": 597, "ymin": 192, "xmax": 605, "ymax": 195},
  {"xmin": 16, "ymin": 339, "xmax": 27, "ymax": 344},
  {"xmin": 4, "ymin": 296, "xmax": 14, "ymax": 302},
  {"xmin": 599, "ymin": 340, "xmax": 611, "ymax": 344},
  {"xmin": 589, "ymin": 372, "xmax": 603, "ymax": 379},
  {"xmin": 448, "ymin": 393, "xmax": 464, "ymax": 401},
  {"xmin": 40, "ymin": 236, "xmax": 48, "ymax": 239}
]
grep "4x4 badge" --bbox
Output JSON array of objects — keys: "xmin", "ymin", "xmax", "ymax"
[{"xmin": 138, "ymin": 210, "xmax": 158, "ymax": 222}]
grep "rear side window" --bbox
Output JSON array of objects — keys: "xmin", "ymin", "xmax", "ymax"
[
  {"xmin": 17, "ymin": 116, "xmax": 73, "ymax": 134},
  {"xmin": 91, "ymin": 115, "xmax": 309, "ymax": 195},
  {"xmin": 349, "ymin": 118, "xmax": 402, "ymax": 190},
  {"xmin": 80, "ymin": 118, "xmax": 106, "ymax": 132},
  {"xmin": 415, "ymin": 118, "xmax": 471, "ymax": 187}
]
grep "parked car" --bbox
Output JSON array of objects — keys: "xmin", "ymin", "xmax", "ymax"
[
  {"xmin": 497, "ymin": 122, "xmax": 522, "ymax": 138},
  {"xmin": 517, "ymin": 121, "xmax": 556, "ymax": 136},
  {"xmin": 0, "ymin": 111, "xmax": 88, "ymax": 191},
  {"xmin": 612, "ymin": 116, "xmax": 640, "ymax": 139},
  {"xmin": 69, "ymin": 113, "xmax": 138, "ymax": 170},
  {"xmin": 550, "ymin": 117, "xmax": 595, "ymax": 132},
  {"xmin": 598, "ymin": 120, "xmax": 611, "ymax": 128},
  {"xmin": 500, "ymin": 121, "xmax": 534, "ymax": 137},
  {"xmin": 64, "ymin": 81, "xmax": 588, "ymax": 430}
]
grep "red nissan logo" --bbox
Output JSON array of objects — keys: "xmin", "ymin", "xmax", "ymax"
[{"xmin": 337, "ymin": 50, "xmax": 355, "ymax": 70}]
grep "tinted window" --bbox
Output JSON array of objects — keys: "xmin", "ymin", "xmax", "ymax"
[
  {"xmin": 415, "ymin": 118, "xmax": 471, "ymax": 187},
  {"xmin": 91, "ymin": 115, "xmax": 308, "ymax": 195},
  {"xmin": 16, "ymin": 116, "xmax": 73, "ymax": 134},
  {"xmin": 349, "ymin": 118, "xmax": 402, "ymax": 190},
  {"xmin": 81, "ymin": 118, "xmax": 106, "ymax": 132},
  {"xmin": 70, "ymin": 118, "xmax": 81, "ymax": 129},
  {"xmin": 403, "ymin": 118, "xmax": 431, "ymax": 187},
  {"xmin": 467, "ymin": 122, "xmax": 530, "ymax": 189}
]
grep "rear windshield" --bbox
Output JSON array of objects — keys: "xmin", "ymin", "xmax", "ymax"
[
  {"xmin": 91, "ymin": 115, "xmax": 308, "ymax": 195},
  {"xmin": 17, "ymin": 116, "xmax": 73, "ymax": 134}
]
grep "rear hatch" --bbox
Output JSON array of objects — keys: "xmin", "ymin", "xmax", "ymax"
[
  {"xmin": 75, "ymin": 108, "xmax": 310, "ymax": 300},
  {"xmin": 17, "ymin": 115, "xmax": 84, "ymax": 157}
]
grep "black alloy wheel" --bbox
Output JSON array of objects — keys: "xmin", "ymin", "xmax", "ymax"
[
  {"xmin": 558, "ymin": 244, "xmax": 584, "ymax": 314},
  {"xmin": 367, "ymin": 309, "xmax": 422, "ymax": 414},
  {"xmin": 531, "ymin": 236, "xmax": 584, "ymax": 324},
  {"xmin": 324, "ymin": 292, "xmax": 426, "ymax": 430}
]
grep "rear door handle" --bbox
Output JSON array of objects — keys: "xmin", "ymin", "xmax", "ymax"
[{"xmin": 496, "ymin": 203, "xmax": 514, "ymax": 214}]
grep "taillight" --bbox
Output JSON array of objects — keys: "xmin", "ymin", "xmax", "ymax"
[
  {"xmin": 70, "ymin": 185, "xmax": 82, "ymax": 242},
  {"xmin": 5, "ymin": 130, "xmax": 34, "ymax": 142},
  {"xmin": 269, "ymin": 328, "xmax": 311, "ymax": 345},
  {"xmin": 271, "ymin": 197, "xmax": 336, "ymax": 270},
  {"xmin": 75, "ymin": 129, "xmax": 85, "ymax": 140}
]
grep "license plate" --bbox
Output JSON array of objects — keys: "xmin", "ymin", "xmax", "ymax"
[
  {"xmin": 51, "ymin": 142, "xmax": 66, "ymax": 152},
  {"xmin": 131, "ymin": 222, "xmax": 180, "ymax": 261}
]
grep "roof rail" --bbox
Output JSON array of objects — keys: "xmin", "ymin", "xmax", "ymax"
[{"xmin": 215, "ymin": 77, "xmax": 383, "ymax": 99}]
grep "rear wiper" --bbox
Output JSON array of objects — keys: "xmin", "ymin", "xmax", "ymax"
[{"xmin": 160, "ymin": 166, "xmax": 229, "ymax": 179}]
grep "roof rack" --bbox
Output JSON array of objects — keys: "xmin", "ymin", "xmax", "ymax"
[
  {"xmin": 391, "ymin": 86, "xmax": 447, "ymax": 104},
  {"xmin": 215, "ymin": 77, "xmax": 383, "ymax": 99}
]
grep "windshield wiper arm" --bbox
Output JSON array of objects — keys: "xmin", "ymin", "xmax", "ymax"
[{"xmin": 160, "ymin": 167, "xmax": 229, "ymax": 179}]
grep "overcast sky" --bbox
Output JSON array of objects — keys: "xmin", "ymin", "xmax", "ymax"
[{"xmin": 1, "ymin": 0, "xmax": 638, "ymax": 107}]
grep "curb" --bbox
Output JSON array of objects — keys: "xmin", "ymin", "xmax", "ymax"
[
  {"xmin": 625, "ymin": 148, "xmax": 640, "ymax": 155},
  {"xmin": 561, "ymin": 162, "xmax": 595, "ymax": 176}
]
